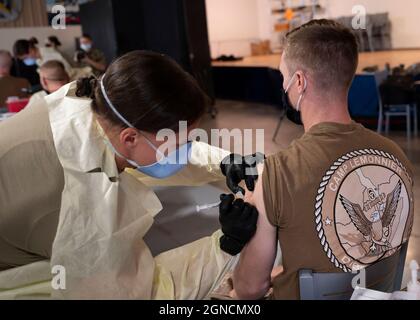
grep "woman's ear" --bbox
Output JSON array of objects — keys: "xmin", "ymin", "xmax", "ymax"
[{"xmin": 119, "ymin": 128, "xmax": 138, "ymax": 148}]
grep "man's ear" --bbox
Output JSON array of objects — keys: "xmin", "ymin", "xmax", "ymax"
[
  {"xmin": 295, "ymin": 71, "xmax": 307, "ymax": 93},
  {"xmin": 40, "ymin": 76, "xmax": 49, "ymax": 92}
]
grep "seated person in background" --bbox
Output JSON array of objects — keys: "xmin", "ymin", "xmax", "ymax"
[
  {"xmin": 230, "ymin": 19, "xmax": 414, "ymax": 300},
  {"xmin": 0, "ymin": 50, "xmax": 30, "ymax": 108},
  {"xmin": 11, "ymin": 39, "xmax": 41, "ymax": 87},
  {"xmin": 27, "ymin": 60, "xmax": 70, "ymax": 105},
  {"xmin": 74, "ymin": 34, "xmax": 107, "ymax": 76}
]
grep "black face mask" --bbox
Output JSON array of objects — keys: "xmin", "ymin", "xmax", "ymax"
[{"xmin": 281, "ymin": 87, "xmax": 303, "ymax": 126}]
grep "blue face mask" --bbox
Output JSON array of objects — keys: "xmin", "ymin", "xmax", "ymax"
[
  {"xmin": 80, "ymin": 44, "xmax": 92, "ymax": 52},
  {"xmin": 99, "ymin": 75, "xmax": 191, "ymax": 179},
  {"xmin": 23, "ymin": 57, "xmax": 37, "ymax": 66},
  {"xmin": 105, "ymin": 139, "xmax": 192, "ymax": 179}
]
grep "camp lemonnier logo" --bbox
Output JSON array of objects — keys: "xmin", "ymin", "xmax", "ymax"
[{"xmin": 314, "ymin": 149, "xmax": 413, "ymax": 272}]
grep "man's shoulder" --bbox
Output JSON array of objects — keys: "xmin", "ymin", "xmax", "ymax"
[
  {"xmin": 356, "ymin": 127, "xmax": 413, "ymax": 174},
  {"xmin": 266, "ymin": 124, "xmax": 413, "ymax": 175},
  {"xmin": 266, "ymin": 134, "xmax": 312, "ymax": 163}
]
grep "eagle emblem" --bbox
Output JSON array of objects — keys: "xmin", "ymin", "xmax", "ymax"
[{"xmin": 339, "ymin": 180, "xmax": 402, "ymax": 256}]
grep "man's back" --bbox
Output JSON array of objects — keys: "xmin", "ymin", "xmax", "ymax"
[{"xmin": 263, "ymin": 122, "xmax": 414, "ymax": 299}]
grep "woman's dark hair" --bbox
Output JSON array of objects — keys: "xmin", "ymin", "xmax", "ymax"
[
  {"xmin": 13, "ymin": 39, "xmax": 32, "ymax": 57},
  {"xmin": 48, "ymin": 36, "xmax": 62, "ymax": 47},
  {"xmin": 29, "ymin": 37, "xmax": 39, "ymax": 46},
  {"xmin": 76, "ymin": 50, "xmax": 209, "ymax": 132}
]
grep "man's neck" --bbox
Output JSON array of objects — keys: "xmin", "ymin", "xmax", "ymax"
[{"xmin": 302, "ymin": 98, "xmax": 353, "ymax": 133}]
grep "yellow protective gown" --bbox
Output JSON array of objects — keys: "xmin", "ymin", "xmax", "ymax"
[{"xmin": 46, "ymin": 82, "xmax": 232, "ymax": 299}]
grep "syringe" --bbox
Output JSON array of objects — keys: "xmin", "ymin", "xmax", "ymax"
[
  {"xmin": 196, "ymin": 192, "xmax": 244, "ymax": 213},
  {"xmin": 196, "ymin": 201, "xmax": 221, "ymax": 213}
]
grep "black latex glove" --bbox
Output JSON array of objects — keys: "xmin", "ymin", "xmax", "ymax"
[
  {"xmin": 220, "ymin": 152, "xmax": 266, "ymax": 194},
  {"xmin": 219, "ymin": 194, "xmax": 259, "ymax": 256}
]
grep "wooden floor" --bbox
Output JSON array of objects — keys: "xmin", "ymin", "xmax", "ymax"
[{"xmin": 212, "ymin": 49, "xmax": 420, "ymax": 73}]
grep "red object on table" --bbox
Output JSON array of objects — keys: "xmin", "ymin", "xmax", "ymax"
[{"xmin": 6, "ymin": 98, "xmax": 30, "ymax": 113}]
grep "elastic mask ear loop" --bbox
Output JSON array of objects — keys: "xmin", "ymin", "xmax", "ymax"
[
  {"xmin": 100, "ymin": 74, "xmax": 164, "ymax": 161},
  {"xmin": 102, "ymin": 138, "xmax": 138, "ymax": 167},
  {"xmin": 100, "ymin": 75, "xmax": 133, "ymax": 129},
  {"xmin": 140, "ymin": 133, "xmax": 165, "ymax": 161},
  {"xmin": 284, "ymin": 73, "xmax": 296, "ymax": 94},
  {"xmin": 296, "ymin": 76, "xmax": 308, "ymax": 112}
]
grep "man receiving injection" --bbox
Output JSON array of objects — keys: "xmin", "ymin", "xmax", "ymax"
[{"xmin": 218, "ymin": 152, "xmax": 265, "ymax": 256}]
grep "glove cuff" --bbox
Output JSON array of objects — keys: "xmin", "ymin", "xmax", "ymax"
[
  {"xmin": 219, "ymin": 235, "xmax": 245, "ymax": 256},
  {"xmin": 220, "ymin": 153, "xmax": 244, "ymax": 176}
]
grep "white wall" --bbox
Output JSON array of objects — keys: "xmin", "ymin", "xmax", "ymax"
[
  {"xmin": 320, "ymin": 0, "xmax": 420, "ymax": 49},
  {"xmin": 206, "ymin": 0, "xmax": 267, "ymax": 58},
  {"xmin": 206, "ymin": 0, "xmax": 420, "ymax": 58},
  {"xmin": 0, "ymin": 25, "xmax": 82, "ymax": 57}
]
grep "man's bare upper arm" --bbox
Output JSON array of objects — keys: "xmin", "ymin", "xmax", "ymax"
[{"xmin": 233, "ymin": 164, "xmax": 278, "ymax": 299}]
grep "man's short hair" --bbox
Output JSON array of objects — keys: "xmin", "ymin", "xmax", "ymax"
[
  {"xmin": 40, "ymin": 60, "xmax": 69, "ymax": 82},
  {"xmin": 283, "ymin": 19, "xmax": 359, "ymax": 92},
  {"xmin": 81, "ymin": 34, "xmax": 92, "ymax": 41},
  {"xmin": 0, "ymin": 50, "xmax": 12, "ymax": 69}
]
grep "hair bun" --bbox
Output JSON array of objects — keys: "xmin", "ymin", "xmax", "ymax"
[{"xmin": 76, "ymin": 76, "xmax": 97, "ymax": 99}]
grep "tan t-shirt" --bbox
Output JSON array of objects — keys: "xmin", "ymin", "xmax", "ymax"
[
  {"xmin": 263, "ymin": 122, "xmax": 414, "ymax": 300},
  {"xmin": 0, "ymin": 98, "xmax": 64, "ymax": 270}
]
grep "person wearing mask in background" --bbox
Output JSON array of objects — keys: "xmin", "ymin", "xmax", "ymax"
[
  {"xmin": 0, "ymin": 50, "xmax": 260, "ymax": 299},
  {"xmin": 26, "ymin": 60, "xmax": 70, "ymax": 107},
  {"xmin": 0, "ymin": 50, "xmax": 30, "ymax": 108},
  {"xmin": 11, "ymin": 39, "xmax": 41, "ymax": 87},
  {"xmin": 74, "ymin": 34, "xmax": 107, "ymax": 76},
  {"xmin": 229, "ymin": 20, "xmax": 414, "ymax": 300}
]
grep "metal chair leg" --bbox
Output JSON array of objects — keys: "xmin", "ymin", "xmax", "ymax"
[
  {"xmin": 367, "ymin": 26, "xmax": 374, "ymax": 52},
  {"xmin": 377, "ymin": 107, "xmax": 384, "ymax": 134},
  {"xmin": 406, "ymin": 105, "xmax": 411, "ymax": 140},
  {"xmin": 272, "ymin": 110, "xmax": 287, "ymax": 142},
  {"xmin": 385, "ymin": 113, "xmax": 390, "ymax": 135},
  {"xmin": 357, "ymin": 31, "xmax": 365, "ymax": 52}
]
